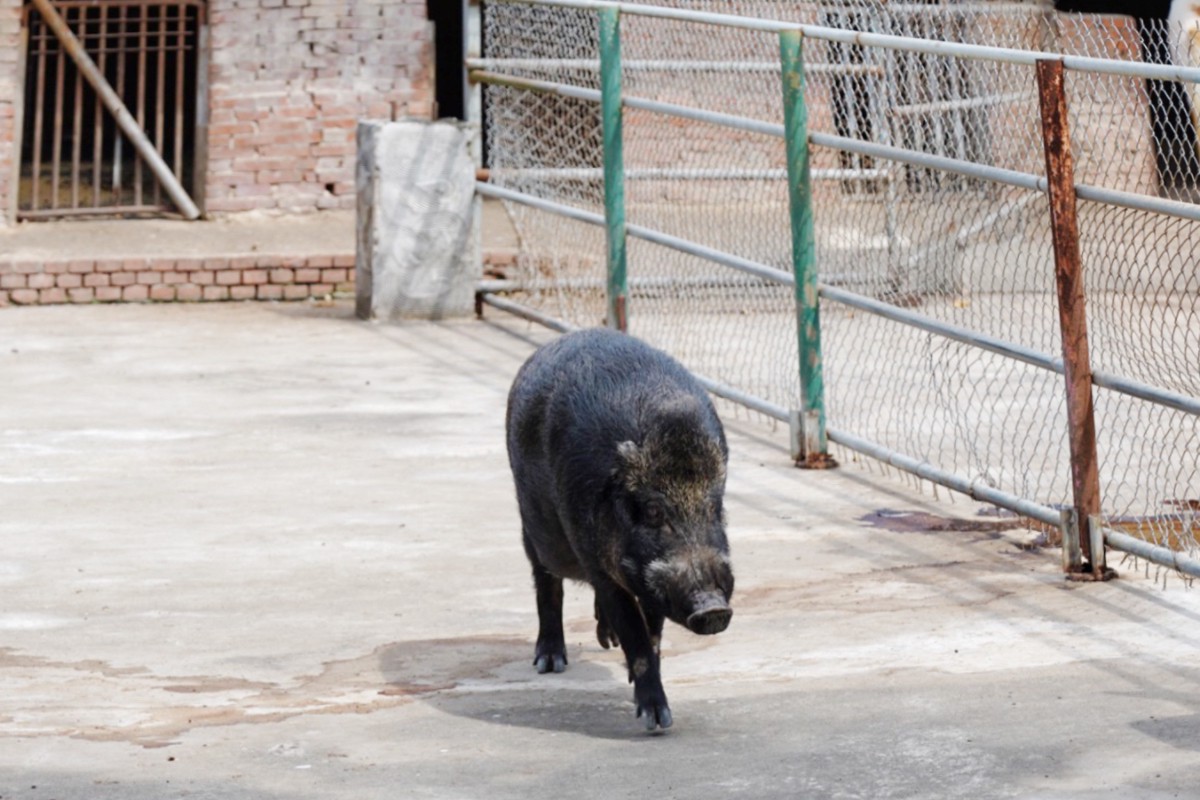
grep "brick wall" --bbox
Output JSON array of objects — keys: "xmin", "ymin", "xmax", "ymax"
[
  {"xmin": 0, "ymin": 0, "xmax": 21, "ymax": 227},
  {"xmin": 205, "ymin": 0, "xmax": 434, "ymax": 215},
  {"xmin": 0, "ymin": 252, "xmax": 355, "ymax": 306}
]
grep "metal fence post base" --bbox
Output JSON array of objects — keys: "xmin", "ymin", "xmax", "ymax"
[
  {"xmin": 1063, "ymin": 510, "xmax": 1117, "ymax": 581},
  {"xmin": 1061, "ymin": 507, "xmax": 1083, "ymax": 574},
  {"xmin": 791, "ymin": 409, "xmax": 839, "ymax": 470}
]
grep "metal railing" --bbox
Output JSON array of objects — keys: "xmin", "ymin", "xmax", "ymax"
[{"xmin": 475, "ymin": 0, "xmax": 1200, "ymax": 581}]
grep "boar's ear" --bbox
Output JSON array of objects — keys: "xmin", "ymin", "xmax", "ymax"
[{"xmin": 615, "ymin": 440, "xmax": 649, "ymax": 488}]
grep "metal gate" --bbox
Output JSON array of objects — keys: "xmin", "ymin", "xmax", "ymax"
[{"xmin": 13, "ymin": 0, "xmax": 205, "ymax": 220}]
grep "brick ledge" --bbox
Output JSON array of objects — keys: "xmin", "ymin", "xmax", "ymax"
[{"xmin": 0, "ymin": 253, "xmax": 356, "ymax": 307}]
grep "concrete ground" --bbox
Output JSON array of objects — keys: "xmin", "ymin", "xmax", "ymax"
[{"xmin": 2, "ymin": 301, "xmax": 1200, "ymax": 799}]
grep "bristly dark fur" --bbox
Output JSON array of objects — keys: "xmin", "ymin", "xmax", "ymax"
[{"xmin": 506, "ymin": 328, "xmax": 734, "ymax": 731}]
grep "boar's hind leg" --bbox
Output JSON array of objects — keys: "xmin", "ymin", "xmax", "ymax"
[
  {"xmin": 531, "ymin": 562, "xmax": 568, "ymax": 674},
  {"xmin": 593, "ymin": 577, "xmax": 673, "ymax": 731}
]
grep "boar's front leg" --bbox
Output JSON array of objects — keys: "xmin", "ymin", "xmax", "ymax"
[
  {"xmin": 531, "ymin": 562, "xmax": 567, "ymax": 674},
  {"xmin": 593, "ymin": 576, "xmax": 672, "ymax": 730}
]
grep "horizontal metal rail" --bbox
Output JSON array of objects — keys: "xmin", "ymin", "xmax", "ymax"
[
  {"xmin": 691, "ymin": 374, "xmax": 791, "ymax": 422},
  {"xmin": 1075, "ymin": 184, "xmax": 1200, "ymax": 225},
  {"xmin": 1104, "ymin": 529, "xmax": 1200, "ymax": 580},
  {"xmin": 828, "ymin": 428, "xmax": 1068, "ymax": 528},
  {"xmin": 484, "ymin": 166, "xmax": 886, "ymax": 181},
  {"xmin": 810, "ymin": 131, "xmax": 1045, "ymax": 192},
  {"xmin": 491, "ymin": 0, "xmax": 1200, "ymax": 84},
  {"xmin": 820, "ymin": 285, "xmax": 1063, "ymax": 374},
  {"xmin": 468, "ymin": 57, "xmax": 880, "ymax": 75},
  {"xmin": 478, "ymin": 292, "xmax": 580, "ymax": 333},
  {"xmin": 476, "ymin": 181, "xmax": 606, "ymax": 226},
  {"xmin": 889, "ymin": 90, "xmax": 1030, "ymax": 117}
]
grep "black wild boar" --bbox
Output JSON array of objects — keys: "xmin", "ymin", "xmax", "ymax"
[{"xmin": 505, "ymin": 328, "xmax": 734, "ymax": 731}]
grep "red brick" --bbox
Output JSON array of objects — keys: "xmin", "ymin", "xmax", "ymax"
[
  {"xmin": 122, "ymin": 285, "xmax": 150, "ymax": 302},
  {"xmin": 56, "ymin": 274, "xmax": 83, "ymax": 289},
  {"xmin": 257, "ymin": 284, "xmax": 284, "ymax": 300},
  {"xmin": 242, "ymin": 269, "xmax": 268, "ymax": 285},
  {"xmin": 283, "ymin": 284, "xmax": 310, "ymax": 300},
  {"xmin": 310, "ymin": 283, "xmax": 334, "ymax": 296},
  {"xmin": 96, "ymin": 258, "xmax": 125, "ymax": 273},
  {"xmin": 176, "ymin": 284, "xmax": 203, "ymax": 302},
  {"xmin": 149, "ymin": 285, "xmax": 177, "ymax": 301},
  {"xmin": 230, "ymin": 256, "xmax": 259, "ymax": 269},
  {"xmin": 203, "ymin": 286, "xmax": 230, "ymax": 301},
  {"xmin": 216, "ymin": 270, "xmax": 243, "ymax": 286},
  {"xmin": 123, "ymin": 258, "xmax": 150, "ymax": 272},
  {"xmin": 28, "ymin": 273, "xmax": 55, "ymax": 290},
  {"xmin": 9, "ymin": 289, "xmax": 38, "ymax": 305},
  {"xmin": 269, "ymin": 268, "xmax": 295, "ymax": 284},
  {"xmin": 230, "ymin": 285, "xmax": 257, "ymax": 300},
  {"xmin": 110, "ymin": 272, "xmax": 137, "ymax": 287},
  {"xmin": 95, "ymin": 287, "xmax": 122, "ymax": 302},
  {"xmin": 163, "ymin": 272, "xmax": 189, "ymax": 285},
  {"xmin": 332, "ymin": 254, "xmax": 355, "ymax": 268},
  {"xmin": 176, "ymin": 257, "xmax": 206, "ymax": 271},
  {"xmin": 68, "ymin": 287, "xmax": 95, "ymax": 304},
  {"xmin": 294, "ymin": 268, "xmax": 321, "ymax": 283},
  {"xmin": 320, "ymin": 268, "xmax": 347, "ymax": 284},
  {"xmin": 68, "ymin": 259, "xmax": 96, "ymax": 274},
  {"xmin": 191, "ymin": 271, "xmax": 215, "ymax": 286},
  {"xmin": 151, "ymin": 258, "xmax": 179, "ymax": 273},
  {"xmin": 0, "ymin": 291, "xmax": 8, "ymax": 307},
  {"xmin": 84, "ymin": 273, "xmax": 111, "ymax": 288},
  {"xmin": 137, "ymin": 272, "xmax": 162, "ymax": 286},
  {"xmin": 14, "ymin": 262, "xmax": 43, "ymax": 275},
  {"xmin": 307, "ymin": 255, "xmax": 335, "ymax": 268},
  {"xmin": 0, "ymin": 274, "xmax": 24, "ymax": 289},
  {"xmin": 39, "ymin": 288, "xmax": 67, "ymax": 304},
  {"xmin": 41, "ymin": 260, "xmax": 69, "ymax": 275}
]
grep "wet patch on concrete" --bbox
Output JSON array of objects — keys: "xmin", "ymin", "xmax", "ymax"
[
  {"xmin": 858, "ymin": 508, "xmax": 1029, "ymax": 536},
  {"xmin": 0, "ymin": 637, "xmax": 535, "ymax": 750}
]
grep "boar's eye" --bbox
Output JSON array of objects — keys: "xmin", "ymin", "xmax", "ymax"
[{"xmin": 643, "ymin": 500, "xmax": 666, "ymax": 528}]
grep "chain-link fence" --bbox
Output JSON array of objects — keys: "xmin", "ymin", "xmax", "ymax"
[{"xmin": 475, "ymin": 0, "xmax": 1200, "ymax": 578}]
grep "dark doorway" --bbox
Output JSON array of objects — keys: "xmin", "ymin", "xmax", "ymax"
[{"xmin": 17, "ymin": 0, "xmax": 206, "ymax": 220}]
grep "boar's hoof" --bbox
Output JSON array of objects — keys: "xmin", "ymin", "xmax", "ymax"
[
  {"xmin": 686, "ymin": 606, "xmax": 732, "ymax": 635},
  {"xmin": 534, "ymin": 653, "xmax": 567, "ymax": 674},
  {"xmin": 637, "ymin": 701, "xmax": 673, "ymax": 732}
]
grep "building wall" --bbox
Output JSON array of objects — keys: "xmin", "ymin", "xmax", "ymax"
[
  {"xmin": 205, "ymin": 0, "xmax": 433, "ymax": 215},
  {"xmin": 0, "ymin": 0, "xmax": 22, "ymax": 227}
]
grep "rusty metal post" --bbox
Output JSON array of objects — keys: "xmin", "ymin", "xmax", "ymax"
[{"xmin": 1036, "ymin": 59, "xmax": 1108, "ymax": 580}]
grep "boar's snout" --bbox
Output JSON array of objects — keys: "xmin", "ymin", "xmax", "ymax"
[{"xmin": 685, "ymin": 592, "xmax": 732, "ymax": 635}]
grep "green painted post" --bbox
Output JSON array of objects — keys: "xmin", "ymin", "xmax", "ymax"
[
  {"xmin": 779, "ymin": 29, "xmax": 836, "ymax": 468},
  {"xmin": 599, "ymin": 6, "xmax": 628, "ymax": 332}
]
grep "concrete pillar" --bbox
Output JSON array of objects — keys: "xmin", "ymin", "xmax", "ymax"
[{"xmin": 356, "ymin": 120, "xmax": 479, "ymax": 321}]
